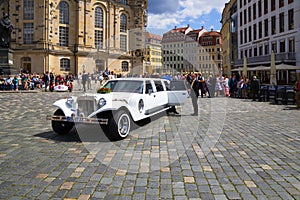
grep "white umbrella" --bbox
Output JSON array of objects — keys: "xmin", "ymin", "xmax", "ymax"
[
  {"xmin": 270, "ymin": 51, "xmax": 277, "ymax": 85},
  {"xmin": 242, "ymin": 56, "xmax": 247, "ymax": 78}
]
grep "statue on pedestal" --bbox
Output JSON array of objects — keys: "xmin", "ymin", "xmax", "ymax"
[{"xmin": 0, "ymin": 13, "xmax": 14, "ymax": 48}]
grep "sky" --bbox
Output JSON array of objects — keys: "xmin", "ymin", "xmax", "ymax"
[{"xmin": 146, "ymin": 0, "xmax": 229, "ymax": 36}]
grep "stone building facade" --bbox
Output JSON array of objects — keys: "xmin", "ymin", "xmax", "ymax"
[
  {"xmin": 145, "ymin": 32, "xmax": 162, "ymax": 74},
  {"xmin": 0, "ymin": 0, "xmax": 147, "ymax": 75}
]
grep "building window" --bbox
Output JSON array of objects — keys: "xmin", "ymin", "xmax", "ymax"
[
  {"xmin": 272, "ymin": 42, "xmax": 277, "ymax": 53},
  {"xmin": 253, "ymin": 24, "xmax": 257, "ymax": 40},
  {"xmin": 240, "ymin": 30, "xmax": 243, "ymax": 44},
  {"xmin": 120, "ymin": 35, "xmax": 127, "ymax": 52},
  {"xmin": 254, "ymin": 47, "xmax": 257, "ymax": 56},
  {"xmin": 288, "ymin": 0, "xmax": 294, "ymax": 4},
  {"xmin": 288, "ymin": 9, "xmax": 294, "ymax": 30},
  {"xmin": 95, "ymin": 7, "xmax": 103, "ymax": 28},
  {"xmin": 258, "ymin": 0, "xmax": 262, "ymax": 17},
  {"xmin": 264, "ymin": 0, "xmax": 268, "ymax": 14},
  {"xmin": 120, "ymin": 0, "xmax": 127, "ymax": 5},
  {"xmin": 95, "ymin": 30, "xmax": 103, "ymax": 49},
  {"xmin": 121, "ymin": 61, "xmax": 129, "ymax": 72},
  {"xmin": 289, "ymin": 38, "xmax": 295, "ymax": 52},
  {"xmin": 244, "ymin": 9, "xmax": 247, "ymax": 25},
  {"xmin": 249, "ymin": 48, "xmax": 252, "ymax": 57},
  {"xmin": 59, "ymin": 26, "xmax": 69, "ymax": 46},
  {"xmin": 248, "ymin": 26, "xmax": 252, "ymax": 42},
  {"xmin": 259, "ymin": 46, "xmax": 263, "ymax": 56},
  {"xmin": 265, "ymin": 43, "xmax": 269, "ymax": 55},
  {"xmin": 23, "ymin": 23, "xmax": 34, "ymax": 44},
  {"xmin": 24, "ymin": 0, "xmax": 34, "ymax": 20},
  {"xmin": 264, "ymin": 19, "xmax": 269, "ymax": 37},
  {"xmin": 120, "ymin": 14, "xmax": 127, "ymax": 33},
  {"xmin": 259, "ymin": 21, "xmax": 262, "ymax": 38},
  {"xmin": 279, "ymin": 0, "xmax": 284, "ymax": 8},
  {"xmin": 239, "ymin": 12, "xmax": 243, "ymax": 26},
  {"xmin": 60, "ymin": 58, "xmax": 70, "ymax": 71},
  {"xmin": 59, "ymin": 1, "xmax": 69, "ymax": 24},
  {"xmin": 244, "ymin": 28, "xmax": 247, "ymax": 43},
  {"xmin": 248, "ymin": 7, "xmax": 251, "ymax": 22},
  {"xmin": 279, "ymin": 12, "xmax": 284, "ymax": 33},
  {"xmin": 271, "ymin": 0, "xmax": 275, "ymax": 11},
  {"xmin": 271, "ymin": 16, "xmax": 276, "ymax": 35},
  {"xmin": 280, "ymin": 41, "xmax": 285, "ymax": 53},
  {"xmin": 253, "ymin": 3, "xmax": 257, "ymax": 20}
]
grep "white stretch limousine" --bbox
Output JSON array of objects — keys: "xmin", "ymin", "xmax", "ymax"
[{"xmin": 47, "ymin": 78, "xmax": 188, "ymax": 140}]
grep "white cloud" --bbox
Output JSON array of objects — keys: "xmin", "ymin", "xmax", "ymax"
[{"xmin": 148, "ymin": 0, "xmax": 228, "ymax": 31}]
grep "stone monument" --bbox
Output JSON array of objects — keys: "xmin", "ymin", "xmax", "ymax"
[{"xmin": 0, "ymin": 12, "xmax": 16, "ymax": 75}]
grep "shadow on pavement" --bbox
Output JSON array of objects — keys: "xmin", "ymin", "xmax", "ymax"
[
  {"xmin": 35, "ymin": 111, "xmax": 182, "ymax": 143},
  {"xmin": 282, "ymin": 106, "xmax": 300, "ymax": 110},
  {"xmin": 34, "ymin": 129, "xmax": 81, "ymax": 142}
]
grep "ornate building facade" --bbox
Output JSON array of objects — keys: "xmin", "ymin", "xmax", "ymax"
[{"xmin": 0, "ymin": 0, "xmax": 148, "ymax": 75}]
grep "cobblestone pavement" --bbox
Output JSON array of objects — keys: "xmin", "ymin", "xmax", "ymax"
[{"xmin": 0, "ymin": 82, "xmax": 299, "ymax": 199}]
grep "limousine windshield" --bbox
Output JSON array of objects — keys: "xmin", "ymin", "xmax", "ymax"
[{"xmin": 103, "ymin": 80, "xmax": 144, "ymax": 94}]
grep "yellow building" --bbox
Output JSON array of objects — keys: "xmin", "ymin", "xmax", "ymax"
[
  {"xmin": 145, "ymin": 32, "xmax": 162, "ymax": 74},
  {"xmin": 220, "ymin": 0, "xmax": 237, "ymax": 76},
  {"xmin": 0, "ymin": 0, "xmax": 147, "ymax": 75}
]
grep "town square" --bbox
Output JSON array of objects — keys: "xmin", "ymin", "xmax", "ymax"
[{"xmin": 0, "ymin": 0, "xmax": 300, "ymax": 199}]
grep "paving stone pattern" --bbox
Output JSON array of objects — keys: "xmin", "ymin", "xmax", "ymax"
[{"xmin": 0, "ymin": 84, "xmax": 299, "ymax": 199}]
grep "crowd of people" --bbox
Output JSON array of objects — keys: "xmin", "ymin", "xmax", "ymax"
[
  {"xmin": 0, "ymin": 72, "xmax": 75, "ymax": 91},
  {"xmin": 159, "ymin": 72, "xmax": 261, "ymax": 101}
]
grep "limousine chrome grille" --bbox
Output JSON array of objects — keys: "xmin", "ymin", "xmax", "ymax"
[{"xmin": 77, "ymin": 96, "xmax": 98, "ymax": 117}]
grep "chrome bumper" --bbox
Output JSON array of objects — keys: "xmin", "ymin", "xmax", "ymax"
[{"xmin": 46, "ymin": 115, "xmax": 108, "ymax": 125}]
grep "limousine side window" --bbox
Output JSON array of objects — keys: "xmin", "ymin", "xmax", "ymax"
[
  {"xmin": 164, "ymin": 80, "xmax": 170, "ymax": 91},
  {"xmin": 154, "ymin": 80, "xmax": 164, "ymax": 92},
  {"xmin": 145, "ymin": 80, "xmax": 153, "ymax": 94}
]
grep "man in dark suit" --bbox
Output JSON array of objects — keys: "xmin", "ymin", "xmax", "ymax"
[
  {"xmin": 251, "ymin": 76, "xmax": 260, "ymax": 101},
  {"xmin": 191, "ymin": 74, "xmax": 199, "ymax": 116}
]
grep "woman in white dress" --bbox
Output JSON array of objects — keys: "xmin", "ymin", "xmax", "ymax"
[{"xmin": 215, "ymin": 74, "xmax": 224, "ymax": 97}]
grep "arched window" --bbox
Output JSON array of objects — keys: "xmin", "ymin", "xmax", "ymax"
[
  {"xmin": 59, "ymin": 1, "xmax": 69, "ymax": 24},
  {"xmin": 60, "ymin": 58, "xmax": 70, "ymax": 71},
  {"xmin": 95, "ymin": 7, "xmax": 103, "ymax": 28},
  {"xmin": 59, "ymin": 1, "xmax": 69, "ymax": 46},
  {"xmin": 94, "ymin": 6, "xmax": 104, "ymax": 49},
  {"xmin": 121, "ymin": 61, "xmax": 129, "ymax": 72},
  {"xmin": 120, "ymin": 14, "xmax": 127, "ymax": 33}
]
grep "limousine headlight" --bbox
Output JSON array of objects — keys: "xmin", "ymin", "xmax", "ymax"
[
  {"xmin": 99, "ymin": 98, "xmax": 106, "ymax": 108},
  {"xmin": 66, "ymin": 96, "xmax": 73, "ymax": 106}
]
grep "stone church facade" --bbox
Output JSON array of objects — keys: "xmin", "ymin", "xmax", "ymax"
[{"xmin": 0, "ymin": 0, "xmax": 147, "ymax": 75}]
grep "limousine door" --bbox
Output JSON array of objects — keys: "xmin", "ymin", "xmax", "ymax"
[{"xmin": 167, "ymin": 80, "xmax": 189, "ymax": 106}]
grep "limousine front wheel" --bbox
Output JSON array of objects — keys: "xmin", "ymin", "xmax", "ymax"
[
  {"xmin": 52, "ymin": 109, "xmax": 74, "ymax": 134},
  {"xmin": 109, "ymin": 110, "xmax": 131, "ymax": 140}
]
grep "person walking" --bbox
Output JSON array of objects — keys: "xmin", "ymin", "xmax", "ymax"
[
  {"xmin": 207, "ymin": 74, "xmax": 216, "ymax": 98},
  {"xmin": 215, "ymin": 74, "xmax": 224, "ymax": 97},
  {"xmin": 82, "ymin": 71, "xmax": 88, "ymax": 92},
  {"xmin": 197, "ymin": 73, "xmax": 205, "ymax": 98},
  {"xmin": 87, "ymin": 73, "xmax": 92, "ymax": 90},
  {"xmin": 190, "ymin": 74, "xmax": 199, "ymax": 116},
  {"xmin": 42, "ymin": 72, "xmax": 50, "ymax": 92},
  {"xmin": 223, "ymin": 75, "xmax": 230, "ymax": 97},
  {"xmin": 251, "ymin": 76, "xmax": 260, "ymax": 101}
]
